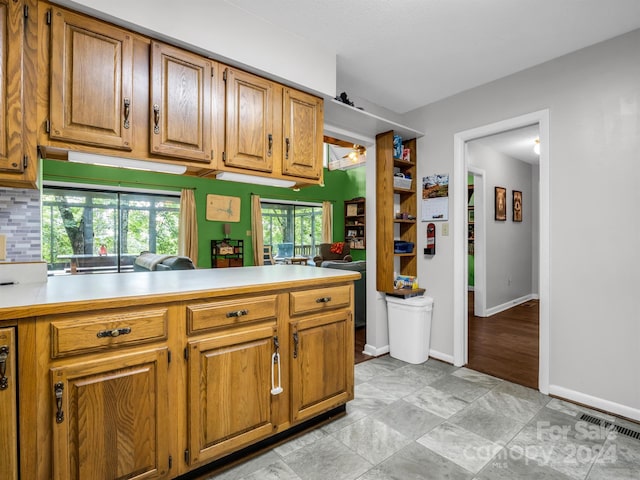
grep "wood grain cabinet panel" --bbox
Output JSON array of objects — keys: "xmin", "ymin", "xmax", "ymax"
[
  {"xmin": 0, "ymin": 0, "xmax": 24, "ymax": 174},
  {"xmin": 282, "ymin": 88, "xmax": 323, "ymax": 180},
  {"xmin": 187, "ymin": 325, "xmax": 278, "ymax": 465},
  {"xmin": 187, "ymin": 294, "xmax": 277, "ymax": 334},
  {"xmin": 150, "ymin": 41, "xmax": 212, "ymax": 163},
  {"xmin": 50, "ymin": 347, "xmax": 170, "ymax": 480},
  {"xmin": 223, "ymin": 67, "xmax": 274, "ymax": 172},
  {"xmin": 0, "ymin": 327, "xmax": 18, "ymax": 480},
  {"xmin": 289, "ymin": 285, "xmax": 352, "ymax": 316},
  {"xmin": 48, "ymin": 7, "xmax": 133, "ymax": 150},
  {"xmin": 290, "ymin": 310, "xmax": 353, "ymax": 423}
]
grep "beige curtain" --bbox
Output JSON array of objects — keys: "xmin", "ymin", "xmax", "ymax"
[
  {"xmin": 251, "ymin": 194, "xmax": 264, "ymax": 266},
  {"xmin": 322, "ymin": 201, "xmax": 333, "ymax": 244},
  {"xmin": 178, "ymin": 189, "xmax": 198, "ymax": 266}
]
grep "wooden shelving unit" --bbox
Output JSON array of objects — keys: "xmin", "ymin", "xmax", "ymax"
[
  {"xmin": 211, "ymin": 239, "xmax": 244, "ymax": 267},
  {"xmin": 344, "ymin": 197, "xmax": 366, "ymax": 249},
  {"xmin": 375, "ymin": 131, "xmax": 425, "ymax": 296}
]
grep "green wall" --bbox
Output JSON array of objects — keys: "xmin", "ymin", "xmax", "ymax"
[{"xmin": 43, "ymin": 159, "xmax": 366, "ymax": 267}]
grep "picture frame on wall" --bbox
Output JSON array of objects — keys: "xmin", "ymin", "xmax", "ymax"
[
  {"xmin": 513, "ymin": 190, "xmax": 522, "ymax": 222},
  {"xmin": 495, "ymin": 186, "xmax": 506, "ymax": 221}
]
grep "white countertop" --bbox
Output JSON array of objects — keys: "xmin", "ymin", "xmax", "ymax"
[{"xmin": 0, "ymin": 266, "xmax": 360, "ymax": 319}]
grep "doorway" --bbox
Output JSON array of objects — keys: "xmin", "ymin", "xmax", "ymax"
[
  {"xmin": 452, "ymin": 110, "xmax": 550, "ymax": 394},
  {"xmin": 465, "ymin": 127, "xmax": 540, "ymax": 388}
]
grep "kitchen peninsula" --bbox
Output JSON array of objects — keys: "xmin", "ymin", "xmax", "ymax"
[{"xmin": 0, "ymin": 266, "xmax": 358, "ymax": 480}]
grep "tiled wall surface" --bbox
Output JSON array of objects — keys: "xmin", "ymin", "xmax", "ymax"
[{"xmin": 0, "ymin": 188, "xmax": 42, "ymax": 262}]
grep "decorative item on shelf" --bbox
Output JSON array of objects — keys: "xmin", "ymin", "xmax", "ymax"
[
  {"xmin": 393, "ymin": 135, "xmax": 403, "ymax": 158},
  {"xmin": 335, "ymin": 92, "xmax": 354, "ymax": 106},
  {"xmin": 402, "ymin": 148, "xmax": 411, "ymax": 162},
  {"xmin": 394, "ymin": 240, "xmax": 414, "ymax": 254}
]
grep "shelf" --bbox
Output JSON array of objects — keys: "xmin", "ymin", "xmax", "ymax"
[
  {"xmin": 394, "ymin": 252, "xmax": 415, "ymax": 257},
  {"xmin": 324, "ymin": 98, "xmax": 425, "ymax": 144},
  {"xmin": 394, "ymin": 219, "xmax": 416, "ymax": 224},
  {"xmin": 385, "ymin": 287, "xmax": 426, "ymax": 299},
  {"xmin": 394, "ymin": 187, "xmax": 415, "ymax": 194}
]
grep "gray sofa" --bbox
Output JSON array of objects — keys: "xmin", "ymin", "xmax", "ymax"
[
  {"xmin": 134, "ymin": 252, "xmax": 195, "ymax": 271},
  {"xmin": 321, "ymin": 260, "xmax": 366, "ymax": 328}
]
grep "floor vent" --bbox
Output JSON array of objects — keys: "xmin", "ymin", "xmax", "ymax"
[{"xmin": 580, "ymin": 413, "xmax": 640, "ymax": 440}]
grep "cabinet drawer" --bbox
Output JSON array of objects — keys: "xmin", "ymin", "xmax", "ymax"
[
  {"xmin": 289, "ymin": 285, "xmax": 352, "ymax": 316},
  {"xmin": 187, "ymin": 295, "xmax": 278, "ymax": 334},
  {"xmin": 50, "ymin": 308, "xmax": 169, "ymax": 358}
]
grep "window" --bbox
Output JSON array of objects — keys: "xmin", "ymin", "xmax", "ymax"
[
  {"xmin": 42, "ymin": 186, "xmax": 180, "ymax": 274},
  {"xmin": 261, "ymin": 201, "xmax": 323, "ymax": 260}
]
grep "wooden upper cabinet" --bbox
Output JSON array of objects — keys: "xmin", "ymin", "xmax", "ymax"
[
  {"xmin": 223, "ymin": 67, "xmax": 273, "ymax": 172},
  {"xmin": 48, "ymin": 7, "xmax": 133, "ymax": 150},
  {"xmin": 150, "ymin": 41, "xmax": 212, "ymax": 163},
  {"xmin": 50, "ymin": 348, "xmax": 170, "ymax": 480},
  {"xmin": 0, "ymin": 0, "xmax": 24, "ymax": 173},
  {"xmin": 282, "ymin": 88, "xmax": 323, "ymax": 180}
]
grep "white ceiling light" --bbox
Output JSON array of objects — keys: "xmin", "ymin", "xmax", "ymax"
[
  {"xmin": 533, "ymin": 138, "xmax": 540, "ymax": 155},
  {"xmin": 215, "ymin": 171, "xmax": 296, "ymax": 188},
  {"xmin": 68, "ymin": 151, "xmax": 187, "ymax": 174}
]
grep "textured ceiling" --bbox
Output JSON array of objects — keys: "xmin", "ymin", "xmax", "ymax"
[{"xmin": 225, "ymin": 0, "xmax": 640, "ymax": 114}]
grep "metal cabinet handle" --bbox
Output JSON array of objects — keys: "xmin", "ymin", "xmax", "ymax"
[
  {"xmin": 292, "ymin": 331, "xmax": 299, "ymax": 359},
  {"xmin": 267, "ymin": 134, "xmax": 273, "ymax": 157},
  {"xmin": 226, "ymin": 309, "xmax": 248, "ymax": 318},
  {"xmin": 54, "ymin": 382, "xmax": 64, "ymax": 424},
  {"xmin": 285, "ymin": 137, "xmax": 290, "ymax": 159},
  {"xmin": 0, "ymin": 346, "xmax": 9, "ymax": 390},
  {"xmin": 153, "ymin": 104, "xmax": 160, "ymax": 134},
  {"xmin": 123, "ymin": 97, "xmax": 131, "ymax": 129},
  {"xmin": 315, "ymin": 296, "xmax": 332, "ymax": 303},
  {"xmin": 97, "ymin": 327, "xmax": 132, "ymax": 338}
]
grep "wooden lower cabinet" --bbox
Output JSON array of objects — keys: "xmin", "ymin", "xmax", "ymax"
[
  {"xmin": 0, "ymin": 327, "xmax": 18, "ymax": 480},
  {"xmin": 50, "ymin": 347, "xmax": 170, "ymax": 480},
  {"xmin": 290, "ymin": 310, "xmax": 354, "ymax": 423},
  {"xmin": 186, "ymin": 324, "xmax": 278, "ymax": 466}
]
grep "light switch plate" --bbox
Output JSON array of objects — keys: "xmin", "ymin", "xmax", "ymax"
[
  {"xmin": 442, "ymin": 223, "xmax": 449, "ymax": 236},
  {"xmin": 0, "ymin": 234, "xmax": 6, "ymax": 260}
]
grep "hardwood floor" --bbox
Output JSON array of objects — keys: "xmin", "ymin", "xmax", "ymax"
[
  {"xmin": 354, "ymin": 326, "xmax": 370, "ymax": 364},
  {"xmin": 467, "ymin": 292, "xmax": 539, "ymax": 389}
]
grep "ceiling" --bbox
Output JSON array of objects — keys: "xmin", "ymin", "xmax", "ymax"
[
  {"xmin": 472, "ymin": 124, "xmax": 540, "ymax": 165},
  {"xmin": 225, "ymin": 0, "xmax": 640, "ymax": 114}
]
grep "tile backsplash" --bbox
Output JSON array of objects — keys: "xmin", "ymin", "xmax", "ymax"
[{"xmin": 0, "ymin": 187, "xmax": 42, "ymax": 262}]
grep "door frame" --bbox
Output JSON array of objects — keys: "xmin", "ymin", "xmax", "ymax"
[{"xmin": 452, "ymin": 109, "xmax": 550, "ymax": 394}]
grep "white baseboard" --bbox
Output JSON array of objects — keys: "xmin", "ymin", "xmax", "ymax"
[
  {"xmin": 429, "ymin": 349, "xmax": 454, "ymax": 364},
  {"xmin": 485, "ymin": 293, "xmax": 536, "ymax": 317},
  {"xmin": 549, "ymin": 384, "xmax": 640, "ymax": 423},
  {"xmin": 363, "ymin": 343, "xmax": 389, "ymax": 357}
]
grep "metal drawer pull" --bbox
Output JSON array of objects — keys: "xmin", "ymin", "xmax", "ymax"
[
  {"xmin": 226, "ymin": 309, "xmax": 249, "ymax": 318},
  {"xmin": 292, "ymin": 331, "xmax": 299, "ymax": 359},
  {"xmin": 153, "ymin": 104, "xmax": 160, "ymax": 134},
  {"xmin": 0, "ymin": 346, "xmax": 9, "ymax": 390},
  {"xmin": 315, "ymin": 296, "xmax": 332, "ymax": 303},
  {"xmin": 123, "ymin": 97, "xmax": 131, "ymax": 129},
  {"xmin": 97, "ymin": 327, "xmax": 132, "ymax": 338},
  {"xmin": 54, "ymin": 382, "xmax": 64, "ymax": 424}
]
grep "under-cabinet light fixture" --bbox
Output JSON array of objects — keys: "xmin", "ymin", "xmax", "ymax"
[
  {"xmin": 67, "ymin": 151, "xmax": 187, "ymax": 175},
  {"xmin": 215, "ymin": 171, "xmax": 296, "ymax": 188}
]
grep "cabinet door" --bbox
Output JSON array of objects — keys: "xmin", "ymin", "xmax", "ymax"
[
  {"xmin": 50, "ymin": 348, "xmax": 170, "ymax": 480},
  {"xmin": 0, "ymin": 327, "xmax": 18, "ymax": 480},
  {"xmin": 187, "ymin": 325, "xmax": 277, "ymax": 465},
  {"xmin": 49, "ymin": 7, "xmax": 133, "ymax": 150},
  {"xmin": 0, "ymin": 0, "xmax": 24, "ymax": 173},
  {"xmin": 282, "ymin": 88, "xmax": 323, "ymax": 180},
  {"xmin": 150, "ymin": 41, "xmax": 212, "ymax": 163},
  {"xmin": 290, "ymin": 310, "xmax": 353, "ymax": 423},
  {"xmin": 224, "ymin": 68, "xmax": 273, "ymax": 172}
]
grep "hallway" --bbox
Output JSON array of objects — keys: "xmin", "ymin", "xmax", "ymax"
[{"xmin": 467, "ymin": 292, "xmax": 539, "ymax": 389}]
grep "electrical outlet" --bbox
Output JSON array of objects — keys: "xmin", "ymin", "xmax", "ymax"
[
  {"xmin": 0, "ymin": 234, "xmax": 6, "ymax": 260},
  {"xmin": 246, "ymin": 230, "xmax": 252, "ymax": 237},
  {"xmin": 442, "ymin": 223, "xmax": 449, "ymax": 236}
]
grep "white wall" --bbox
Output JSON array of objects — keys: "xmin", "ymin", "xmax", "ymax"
[
  {"xmin": 405, "ymin": 28, "xmax": 640, "ymax": 417},
  {"xmin": 53, "ymin": 0, "xmax": 336, "ymax": 98},
  {"xmin": 467, "ymin": 142, "xmax": 534, "ymax": 310}
]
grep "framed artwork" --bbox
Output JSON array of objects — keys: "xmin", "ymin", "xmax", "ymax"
[
  {"xmin": 495, "ymin": 187, "xmax": 506, "ymax": 221},
  {"xmin": 513, "ymin": 190, "xmax": 522, "ymax": 222},
  {"xmin": 206, "ymin": 194, "xmax": 241, "ymax": 222}
]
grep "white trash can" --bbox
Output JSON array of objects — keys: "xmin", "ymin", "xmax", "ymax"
[{"xmin": 386, "ymin": 294, "xmax": 434, "ymax": 364}]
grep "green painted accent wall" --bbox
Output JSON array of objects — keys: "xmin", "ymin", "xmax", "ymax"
[{"xmin": 43, "ymin": 159, "xmax": 367, "ymax": 267}]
